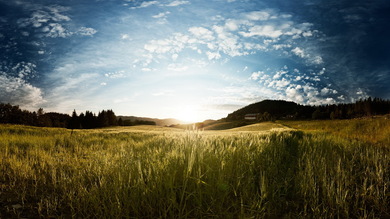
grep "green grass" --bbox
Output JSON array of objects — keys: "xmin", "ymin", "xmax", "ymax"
[
  {"xmin": 279, "ymin": 116, "xmax": 390, "ymax": 145},
  {"xmin": 1, "ymin": 121, "xmax": 389, "ymax": 218}
]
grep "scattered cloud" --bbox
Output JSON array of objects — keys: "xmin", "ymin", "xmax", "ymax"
[
  {"xmin": 249, "ymin": 66, "xmax": 341, "ymax": 105},
  {"xmin": 291, "ymin": 47, "xmax": 305, "ymax": 58},
  {"xmin": 189, "ymin": 27, "xmax": 215, "ymax": 41},
  {"xmin": 152, "ymin": 11, "xmax": 171, "ymax": 24},
  {"xmin": 105, "ymin": 71, "xmax": 126, "ymax": 79},
  {"xmin": 121, "ymin": 34, "xmax": 130, "ymax": 40},
  {"xmin": 291, "ymin": 47, "xmax": 323, "ymax": 64},
  {"xmin": 9, "ymin": 62, "xmax": 37, "ymax": 80},
  {"xmin": 17, "ymin": 5, "xmax": 71, "ymax": 28},
  {"xmin": 166, "ymin": 1, "xmax": 190, "ymax": 7},
  {"xmin": 43, "ymin": 23, "xmax": 71, "ymax": 38},
  {"xmin": 131, "ymin": 1, "xmax": 159, "ymax": 9},
  {"xmin": 16, "ymin": 4, "xmax": 96, "ymax": 38},
  {"xmin": 141, "ymin": 9, "xmax": 323, "ymax": 69},
  {"xmin": 152, "ymin": 11, "xmax": 171, "ymax": 19},
  {"xmin": 77, "ymin": 27, "xmax": 97, "ymax": 36},
  {"xmin": 245, "ymin": 11, "xmax": 272, "ymax": 21},
  {"xmin": 249, "ymin": 71, "xmax": 262, "ymax": 80},
  {"xmin": 206, "ymin": 51, "xmax": 221, "ymax": 60}
]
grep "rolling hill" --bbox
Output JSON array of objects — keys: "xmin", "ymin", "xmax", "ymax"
[
  {"xmin": 117, "ymin": 116, "xmax": 184, "ymax": 126},
  {"xmin": 226, "ymin": 99, "xmax": 309, "ymax": 120}
]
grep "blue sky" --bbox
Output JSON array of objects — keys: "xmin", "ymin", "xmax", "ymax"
[{"xmin": 1, "ymin": 0, "xmax": 389, "ymax": 122}]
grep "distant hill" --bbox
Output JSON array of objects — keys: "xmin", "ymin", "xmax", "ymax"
[
  {"xmin": 226, "ymin": 99, "xmax": 310, "ymax": 120},
  {"xmin": 226, "ymin": 98, "xmax": 390, "ymax": 121},
  {"xmin": 117, "ymin": 116, "xmax": 184, "ymax": 126}
]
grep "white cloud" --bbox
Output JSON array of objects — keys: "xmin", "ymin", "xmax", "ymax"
[
  {"xmin": 212, "ymin": 25, "xmax": 244, "ymax": 56},
  {"xmin": 152, "ymin": 11, "xmax": 170, "ymax": 19},
  {"xmin": 273, "ymin": 44, "xmax": 291, "ymax": 50},
  {"xmin": 249, "ymin": 71, "xmax": 263, "ymax": 80},
  {"xmin": 105, "ymin": 70, "xmax": 126, "ymax": 79},
  {"xmin": 240, "ymin": 25, "xmax": 283, "ymax": 38},
  {"xmin": 302, "ymin": 31, "xmax": 313, "ymax": 37},
  {"xmin": 166, "ymin": 1, "xmax": 190, "ymax": 7},
  {"xmin": 16, "ymin": 4, "xmax": 96, "ymax": 39},
  {"xmin": 17, "ymin": 5, "xmax": 70, "ymax": 28},
  {"xmin": 45, "ymin": 23, "xmax": 70, "ymax": 38},
  {"xmin": 320, "ymin": 87, "xmax": 330, "ymax": 95},
  {"xmin": 144, "ymin": 39, "xmax": 180, "ymax": 54},
  {"xmin": 292, "ymin": 47, "xmax": 324, "ymax": 65},
  {"xmin": 0, "ymin": 73, "xmax": 45, "ymax": 109},
  {"xmin": 10, "ymin": 62, "xmax": 36, "ymax": 79},
  {"xmin": 312, "ymin": 56, "xmax": 323, "ymax": 64},
  {"xmin": 245, "ymin": 11, "xmax": 271, "ymax": 21},
  {"xmin": 355, "ymin": 88, "xmax": 369, "ymax": 99},
  {"xmin": 141, "ymin": 68, "xmax": 153, "ymax": 72},
  {"xmin": 141, "ymin": 8, "xmax": 323, "ymax": 72},
  {"xmin": 318, "ymin": 68, "xmax": 326, "ymax": 75},
  {"xmin": 77, "ymin": 27, "xmax": 97, "ymax": 36},
  {"xmin": 338, "ymin": 95, "xmax": 345, "ymax": 101},
  {"xmin": 225, "ymin": 19, "xmax": 239, "ymax": 31},
  {"xmin": 268, "ymin": 78, "xmax": 290, "ymax": 90},
  {"xmin": 121, "ymin": 34, "xmax": 130, "ymax": 40},
  {"xmin": 249, "ymin": 66, "xmax": 340, "ymax": 105},
  {"xmin": 131, "ymin": 1, "xmax": 159, "ymax": 9},
  {"xmin": 152, "ymin": 11, "xmax": 171, "ymax": 24},
  {"xmin": 286, "ymin": 86, "xmax": 304, "ymax": 103},
  {"xmin": 292, "ymin": 47, "xmax": 305, "ymax": 58},
  {"xmin": 206, "ymin": 51, "xmax": 221, "ymax": 60},
  {"xmin": 189, "ymin": 27, "xmax": 215, "ymax": 41}
]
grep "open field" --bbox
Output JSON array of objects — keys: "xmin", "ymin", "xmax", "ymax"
[{"xmin": 1, "ymin": 120, "xmax": 389, "ymax": 218}]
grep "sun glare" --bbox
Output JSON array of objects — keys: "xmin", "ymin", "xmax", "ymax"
[{"xmin": 176, "ymin": 105, "xmax": 201, "ymax": 123}]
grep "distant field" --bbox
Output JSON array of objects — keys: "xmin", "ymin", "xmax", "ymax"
[
  {"xmin": 1, "ymin": 119, "xmax": 389, "ymax": 218},
  {"xmin": 225, "ymin": 122, "xmax": 290, "ymax": 132},
  {"xmin": 279, "ymin": 116, "xmax": 390, "ymax": 145}
]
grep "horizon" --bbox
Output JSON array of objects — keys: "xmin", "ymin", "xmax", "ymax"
[{"xmin": 1, "ymin": 0, "xmax": 389, "ymax": 122}]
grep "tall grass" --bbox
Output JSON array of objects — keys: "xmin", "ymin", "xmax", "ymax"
[
  {"xmin": 280, "ymin": 117, "xmax": 390, "ymax": 145},
  {"xmin": 1, "ymin": 124, "xmax": 389, "ymax": 218}
]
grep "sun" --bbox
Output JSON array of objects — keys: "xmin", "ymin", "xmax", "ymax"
[{"xmin": 175, "ymin": 105, "xmax": 201, "ymax": 123}]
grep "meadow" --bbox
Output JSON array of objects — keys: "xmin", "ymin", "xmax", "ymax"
[{"xmin": 1, "ymin": 119, "xmax": 389, "ymax": 218}]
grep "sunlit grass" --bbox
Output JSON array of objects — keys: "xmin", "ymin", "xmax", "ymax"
[
  {"xmin": 279, "ymin": 117, "xmax": 390, "ymax": 144},
  {"xmin": 0, "ymin": 122, "xmax": 389, "ymax": 218}
]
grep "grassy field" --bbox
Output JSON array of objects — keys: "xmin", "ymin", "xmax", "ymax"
[{"xmin": 1, "ymin": 120, "xmax": 389, "ymax": 218}]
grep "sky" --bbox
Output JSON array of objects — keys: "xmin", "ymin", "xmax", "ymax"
[{"xmin": 1, "ymin": 0, "xmax": 389, "ymax": 122}]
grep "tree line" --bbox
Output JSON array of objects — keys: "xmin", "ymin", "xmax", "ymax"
[
  {"xmin": 68, "ymin": 109, "xmax": 117, "ymax": 129},
  {"xmin": 227, "ymin": 97, "xmax": 390, "ymax": 121},
  {"xmin": 0, "ymin": 103, "xmax": 158, "ymax": 129},
  {"xmin": 0, "ymin": 103, "xmax": 118, "ymax": 129},
  {"xmin": 310, "ymin": 97, "xmax": 390, "ymax": 120}
]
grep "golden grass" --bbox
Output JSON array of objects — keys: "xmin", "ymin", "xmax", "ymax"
[
  {"xmin": 1, "ymin": 121, "xmax": 389, "ymax": 218},
  {"xmin": 225, "ymin": 122, "xmax": 291, "ymax": 132}
]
